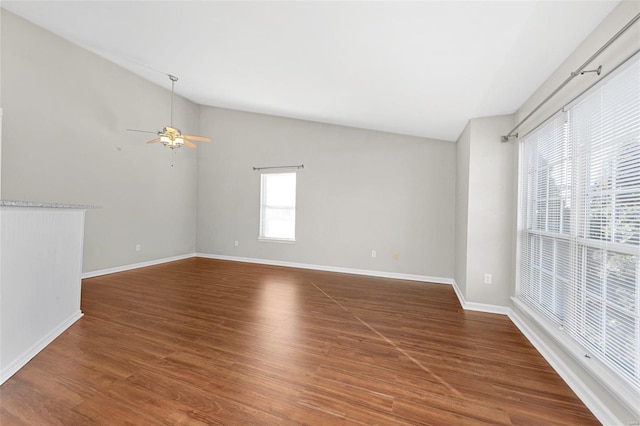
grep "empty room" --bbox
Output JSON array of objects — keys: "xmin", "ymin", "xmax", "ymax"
[{"xmin": 0, "ymin": 1, "xmax": 639, "ymax": 424}]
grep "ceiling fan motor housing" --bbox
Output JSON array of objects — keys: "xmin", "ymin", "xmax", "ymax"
[{"xmin": 159, "ymin": 126, "xmax": 184, "ymax": 148}]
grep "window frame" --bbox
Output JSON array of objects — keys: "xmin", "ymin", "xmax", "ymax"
[
  {"xmin": 258, "ymin": 171, "xmax": 297, "ymax": 243},
  {"xmin": 516, "ymin": 53, "xmax": 640, "ymax": 415}
]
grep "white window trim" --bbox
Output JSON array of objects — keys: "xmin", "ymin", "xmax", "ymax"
[
  {"xmin": 258, "ymin": 172, "xmax": 297, "ymax": 242},
  {"xmin": 257, "ymin": 236, "xmax": 296, "ymax": 243}
]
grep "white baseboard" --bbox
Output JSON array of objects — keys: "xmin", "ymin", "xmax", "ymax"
[
  {"xmin": 82, "ymin": 253, "xmax": 196, "ymax": 279},
  {"xmin": 450, "ymin": 279, "xmax": 510, "ymax": 315},
  {"xmin": 196, "ymin": 253, "xmax": 454, "ymax": 285},
  {"xmin": 0, "ymin": 310, "xmax": 83, "ymax": 385}
]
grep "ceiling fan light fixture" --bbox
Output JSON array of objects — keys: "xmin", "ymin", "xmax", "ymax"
[
  {"xmin": 174, "ymin": 137, "xmax": 184, "ymax": 146},
  {"xmin": 160, "ymin": 135, "xmax": 171, "ymax": 145}
]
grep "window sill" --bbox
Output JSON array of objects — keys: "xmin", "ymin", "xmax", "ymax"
[
  {"xmin": 511, "ymin": 297, "xmax": 640, "ymax": 419},
  {"xmin": 257, "ymin": 237, "xmax": 296, "ymax": 244}
]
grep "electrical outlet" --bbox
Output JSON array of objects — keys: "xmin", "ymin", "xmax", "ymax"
[
  {"xmin": 371, "ymin": 250, "xmax": 377, "ymax": 258},
  {"xmin": 234, "ymin": 240, "xmax": 239, "ymax": 247},
  {"xmin": 484, "ymin": 273, "xmax": 492, "ymax": 284},
  {"xmin": 135, "ymin": 244, "xmax": 141, "ymax": 252}
]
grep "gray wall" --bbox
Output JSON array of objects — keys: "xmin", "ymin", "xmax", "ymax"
[
  {"xmin": 465, "ymin": 115, "xmax": 514, "ymax": 306},
  {"xmin": 1, "ymin": 11, "xmax": 199, "ymax": 272},
  {"xmin": 454, "ymin": 122, "xmax": 470, "ymax": 295},
  {"xmin": 197, "ymin": 106, "xmax": 456, "ymax": 278},
  {"xmin": 454, "ymin": 115, "xmax": 515, "ymax": 307},
  {"xmin": 2, "ymin": 9, "xmax": 457, "ymax": 280}
]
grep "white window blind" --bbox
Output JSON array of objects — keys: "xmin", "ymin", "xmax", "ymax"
[
  {"xmin": 519, "ymin": 54, "xmax": 640, "ymax": 395},
  {"xmin": 260, "ymin": 172, "xmax": 296, "ymax": 241}
]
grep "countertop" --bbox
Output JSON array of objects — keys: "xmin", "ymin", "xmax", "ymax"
[{"xmin": 0, "ymin": 200, "xmax": 99, "ymax": 209}]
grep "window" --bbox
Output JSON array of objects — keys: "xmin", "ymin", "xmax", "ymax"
[
  {"xmin": 519, "ymin": 54, "xmax": 640, "ymax": 397},
  {"xmin": 259, "ymin": 172, "xmax": 296, "ymax": 241}
]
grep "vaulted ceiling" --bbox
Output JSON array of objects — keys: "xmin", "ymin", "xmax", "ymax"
[{"xmin": 2, "ymin": 1, "xmax": 619, "ymax": 141}]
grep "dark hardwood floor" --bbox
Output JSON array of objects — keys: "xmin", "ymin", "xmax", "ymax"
[{"xmin": 0, "ymin": 257, "xmax": 598, "ymax": 425}]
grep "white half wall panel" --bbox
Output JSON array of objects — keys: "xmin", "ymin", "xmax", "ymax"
[{"xmin": 0, "ymin": 203, "xmax": 89, "ymax": 384}]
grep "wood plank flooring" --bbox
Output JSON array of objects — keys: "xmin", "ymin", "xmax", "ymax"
[{"xmin": 0, "ymin": 258, "xmax": 599, "ymax": 425}]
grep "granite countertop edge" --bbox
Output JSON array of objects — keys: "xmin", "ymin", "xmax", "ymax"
[{"xmin": 0, "ymin": 200, "xmax": 101, "ymax": 209}]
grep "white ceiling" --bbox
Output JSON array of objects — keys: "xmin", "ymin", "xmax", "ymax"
[{"xmin": 2, "ymin": 1, "xmax": 620, "ymax": 141}]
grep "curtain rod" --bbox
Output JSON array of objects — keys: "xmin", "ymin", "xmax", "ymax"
[
  {"xmin": 501, "ymin": 11, "xmax": 640, "ymax": 142},
  {"xmin": 519, "ymin": 47, "xmax": 640, "ymax": 142},
  {"xmin": 252, "ymin": 164, "xmax": 304, "ymax": 171}
]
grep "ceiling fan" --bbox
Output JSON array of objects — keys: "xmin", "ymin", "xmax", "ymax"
[{"xmin": 127, "ymin": 75, "xmax": 211, "ymax": 149}]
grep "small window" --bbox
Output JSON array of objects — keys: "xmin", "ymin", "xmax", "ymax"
[{"xmin": 259, "ymin": 172, "xmax": 296, "ymax": 241}]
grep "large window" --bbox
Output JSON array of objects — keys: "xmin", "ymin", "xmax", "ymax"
[
  {"xmin": 259, "ymin": 172, "xmax": 296, "ymax": 241},
  {"xmin": 519, "ymin": 54, "xmax": 640, "ymax": 397}
]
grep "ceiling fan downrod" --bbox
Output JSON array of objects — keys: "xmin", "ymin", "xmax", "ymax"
[{"xmin": 168, "ymin": 74, "xmax": 178, "ymax": 127}]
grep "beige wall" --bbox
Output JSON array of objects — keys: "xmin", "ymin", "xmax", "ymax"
[
  {"xmin": 1, "ymin": 11, "xmax": 199, "ymax": 272},
  {"xmin": 196, "ymin": 106, "xmax": 456, "ymax": 278}
]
